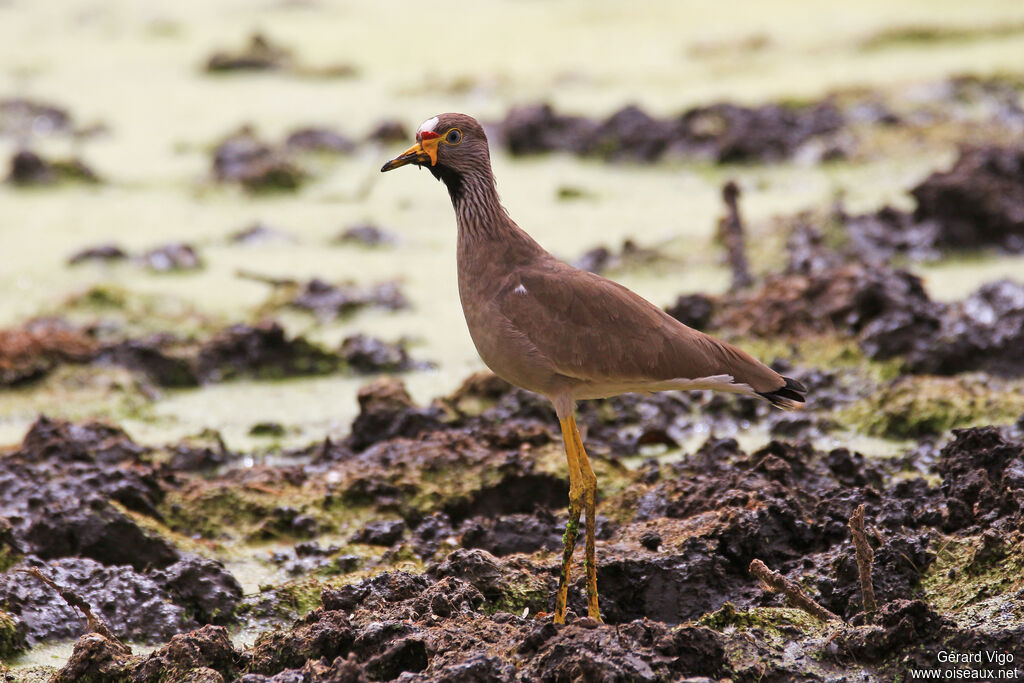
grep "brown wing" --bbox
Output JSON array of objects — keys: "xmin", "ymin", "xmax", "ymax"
[{"xmin": 496, "ymin": 258, "xmax": 784, "ymax": 393}]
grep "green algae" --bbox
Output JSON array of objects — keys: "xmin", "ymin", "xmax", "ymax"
[
  {"xmin": 919, "ymin": 533, "xmax": 1024, "ymax": 629},
  {"xmin": 698, "ymin": 602, "xmax": 829, "ymax": 640},
  {"xmin": 0, "ymin": 610, "xmax": 28, "ymax": 661},
  {"xmin": 840, "ymin": 376, "xmax": 1024, "ymax": 439}
]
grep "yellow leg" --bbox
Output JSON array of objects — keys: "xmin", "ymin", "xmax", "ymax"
[
  {"xmin": 569, "ymin": 415, "xmax": 602, "ymax": 622},
  {"xmin": 555, "ymin": 416, "xmax": 584, "ymax": 624}
]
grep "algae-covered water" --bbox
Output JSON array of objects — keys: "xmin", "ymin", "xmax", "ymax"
[
  {"xmin": 2, "ymin": 0, "xmax": 1024, "ymax": 451},
  {"xmin": 3, "ymin": 1, "xmax": 1024, "ymax": 678}
]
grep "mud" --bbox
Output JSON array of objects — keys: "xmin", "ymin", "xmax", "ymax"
[
  {"xmin": 66, "ymin": 243, "xmax": 129, "ymax": 266},
  {"xmin": 0, "ymin": 319, "xmax": 97, "ymax": 386},
  {"xmin": 2, "ymin": 318, "xmax": 428, "ymax": 391},
  {"xmin": 212, "ymin": 126, "xmax": 306, "ymax": 193},
  {"xmin": 912, "ymin": 144, "xmax": 1024, "ymax": 252},
  {"xmin": 5, "ymin": 150, "xmax": 99, "ymax": 186},
  {"xmin": 139, "ymin": 243, "xmax": 203, "ymax": 272},
  {"xmin": 0, "ymin": 98, "xmax": 72, "ymax": 139},
  {"xmin": 332, "ymin": 223, "xmax": 398, "ymax": 248},
  {"xmin": 205, "ymin": 33, "xmax": 293, "ymax": 73},
  {"xmin": 3, "ymin": 370, "xmax": 1024, "ymax": 680},
  {"xmin": 285, "ymin": 278, "xmax": 410, "ymax": 320},
  {"xmin": 497, "ymin": 98, "xmax": 847, "ymax": 163},
  {"xmin": 0, "ymin": 418, "xmax": 242, "ymax": 645}
]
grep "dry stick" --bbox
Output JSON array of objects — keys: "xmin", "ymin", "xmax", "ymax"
[
  {"xmin": 20, "ymin": 568, "xmax": 131, "ymax": 654},
  {"xmin": 748, "ymin": 559, "xmax": 842, "ymax": 623},
  {"xmin": 717, "ymin": 180, "xmax": 753, "ymax": 291},
  {"xmin": 848, "ymin": 503, "xmax": 877, "ymax": 614}
]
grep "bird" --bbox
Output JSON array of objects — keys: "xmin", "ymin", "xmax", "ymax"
[{"xmin": 381, "ymin": 113, "xmax": 806, "ymax": 624}]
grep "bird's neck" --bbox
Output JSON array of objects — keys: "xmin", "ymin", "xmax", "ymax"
[{"xmin": 446, "ymin": 167, "xmax": 542, "ymax": 261}]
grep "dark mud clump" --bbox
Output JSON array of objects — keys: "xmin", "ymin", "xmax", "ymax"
[
  {"xmin": 366, "ymin": 119, "xmax": 409, "ymax": 144},
  {"xmin": 0, "ymin": 318, "xmax": 98, "ymax": 386},
  {"xmin": 333, "ymin": 222, "xmax": 398, "ymax": 247},
  {"xmin": 0, "ymin": 97, "xmax": 72, "ymax": 138},
  {"xmin": 7, "ymin": 394, "xmax": 1024, "ymax": 679},
  {"xmin": 5, "ymin": 149, "xmax": 100, "ymax": 186},
  {"xmin": 195, "ymin": 322, "xmax": 342, "ymax": 382},
  {"xmin": 205, "ymin": 33, "xmax": 292, "ymax": 72},
  {"xmin": 67, "ymin": 242, "xmax": 129, "ymax": 265},
  {"xmin": 573, "ymin": 238, "xmax": 672, "ymax": 275},
  {"xmin": 498, "ymin": 99, "xmax": 846, "ymax": 163},
  {"xmin": 228, "ymin": 221, "xmax": 297, "ymax": 245},
  {"xmin": 902, "ymin": 279, "xmax": 1024, "ymax": 377},
  {"xmin": 0, "ymin": 417, "xmax": 242, "ymax": 644},
  {"xmin": 340, "ymin": 334, "xmax": 428, "ymax": 374},
  {"xmin": 837, "ymin": 144, "xmax": 1024, "ymax": 259},
  {"xmin": 139, "ymin": 242, "xmax": 203, "ymax": 272},
  {"xmin": 912, "ymin": 143, "xmax": 1024, "ymax": 252},
  {"xmin": 680, "ymin": 222, "xmax": 1024, "ymax": 377},
  {"xmin": 213, "ymin": 125, "xmax": 306, "ymax": 193},
  {"xmin": 285, "ymin": 127, "xmax": 356, "ymax": 154},
  {"xmin": 99, "ymin": 322, "xmax": 342, "ymax": 387},
  {"xmin": 287, "ymin": 278, "xmax": 410, "ymax": 320}
]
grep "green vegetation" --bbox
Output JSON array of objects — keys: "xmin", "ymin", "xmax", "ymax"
[
  {"xmin": 0, "ymin": 610, "xmax": 27, "ymax": 660},
  {"xmin": 840, "ymin": 376, "xmax": 1024, "ymax": 439},
  {"xmin": 919, "ymin": 533, "xmax": 1024, "ymax": 628}
]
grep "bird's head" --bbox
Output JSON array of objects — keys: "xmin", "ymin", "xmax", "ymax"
[{"xmin": 380, "ymin": 113, "xmax": 489, "ymax": 184}]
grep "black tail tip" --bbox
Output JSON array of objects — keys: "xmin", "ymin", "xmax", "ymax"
[{"xmin": 756, "ymin": 376, "xmax": 807, "ymax": 410}]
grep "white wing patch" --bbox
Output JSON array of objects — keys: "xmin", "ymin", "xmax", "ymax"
[
  {"xmin": 514, "ymin": 284, "xmax": 528, "ymax": 296},
  {"xmin": 417, "ymin": 116, "xmax": 440, "ymax": 135}
]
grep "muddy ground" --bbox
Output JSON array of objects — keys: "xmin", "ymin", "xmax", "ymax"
[
  {"xmin": 4, "ymin": 2, "xmax": 1024, "ymax": 680},
  {"xmin": 3, "ymin": 149, "xmax": 1024, "ymax": 678}
]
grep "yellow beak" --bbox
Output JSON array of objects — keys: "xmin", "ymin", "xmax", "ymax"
[{"xmin": 380, "ymin": 135, "xmax": 442, "ymax": 172}]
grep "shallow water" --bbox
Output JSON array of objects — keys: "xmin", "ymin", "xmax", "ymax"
[{"xmin": 3, "ymin": 0, "xmax": 1024, "ymax": 452}]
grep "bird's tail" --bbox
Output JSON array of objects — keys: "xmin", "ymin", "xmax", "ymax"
[{"xmin": 756, "ymin": 376, "xmax": 807, "ymax": 410}]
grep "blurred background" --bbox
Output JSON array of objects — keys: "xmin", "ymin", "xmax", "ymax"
[{"xmin": 1, "ymin": 0, "xmax": 1023, "ymax": 450}]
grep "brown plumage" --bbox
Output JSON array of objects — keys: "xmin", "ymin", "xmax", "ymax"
[{"xmin": 382, "ymin": 112, "xmax": 806, "ymax": 623}]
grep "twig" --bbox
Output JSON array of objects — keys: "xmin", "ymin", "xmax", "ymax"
[
  {"xmin": 748, "ymin": 559, "xmax": 841, "ymax": 623},
  {"xmin": 716, "ymin": 180, "xmax": 753, "ymax": 291},
  {"xmin": 848, "ymin": 503, "xmax": 877, "ymax": 614},
  {"xmin": 19, "ymin": 568, "xmax": 131, "ymax": 654}
]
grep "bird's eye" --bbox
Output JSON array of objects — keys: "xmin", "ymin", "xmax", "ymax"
[{"xmin": 445, "ymin": 128, "xmax": 462, "ymax": 145}]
